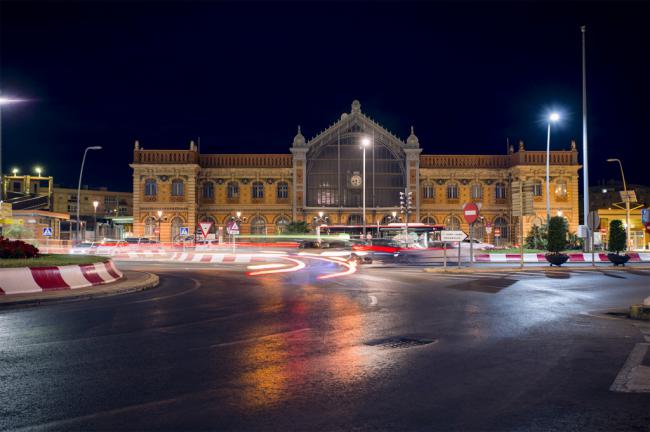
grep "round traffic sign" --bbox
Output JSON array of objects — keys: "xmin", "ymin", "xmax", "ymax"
[{"xmin": 463, "ymin": 202, "xmax": 479, "ymax": 224}]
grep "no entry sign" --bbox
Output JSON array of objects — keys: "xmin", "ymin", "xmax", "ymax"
[{"xmin": 463, "ymin": 202, "xmax": 479, "ymax": 225}]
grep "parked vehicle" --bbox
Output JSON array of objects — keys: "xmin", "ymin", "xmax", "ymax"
[{"xmin": 460, "ymin": 238, "xmax": 495, "ymax": 250}]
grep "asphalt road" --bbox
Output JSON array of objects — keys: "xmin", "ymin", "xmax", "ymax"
[{"xmin": 1, "ymin": 259, "xmax": 649, "ymax": 431}]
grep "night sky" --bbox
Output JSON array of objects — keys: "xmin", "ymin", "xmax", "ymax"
[{"xmin": 1, "ymin": 1, "xmax": 649, "ymax": 192}]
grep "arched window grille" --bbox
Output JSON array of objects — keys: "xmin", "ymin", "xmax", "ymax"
[
  {"xmin": 421, "ymin": 216, "xmax": 437, "ymax": 225},
  {"xmin": 171, "ymin": 216, "xmax": 184, "ymax": 240},
  {"xmin": 275, "ymin": 216, "xmax": 290, "ymax": 233},
  {"xmin": 347, "ymin": 214, "xmax": 364, "ymax": 225},
  {"xmin": 445, "ymin": 215, "xmax": 462, "ymax": 230},
  {"xmin": 494, "ymin": 216, "xmax": 509, "ymax": 240},
  {"xmin": 144, "ymin": 216, "xmax": 156, "ymax": 236},
  {"xmin": 250, "ymin": 216, "xmax": 266, "ymax": 235},
  {"xmin": 555, "ymin": 179, "xmax": 568, "ymax": 199}
]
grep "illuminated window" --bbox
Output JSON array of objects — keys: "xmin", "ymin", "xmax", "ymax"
[{"xmin": 555, "ymin": 180, "xmax": 567, "ymax": 199}]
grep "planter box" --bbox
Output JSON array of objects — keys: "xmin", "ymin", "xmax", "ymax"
[
  {"xmin": 607, "ymin": 253, "xmax": 630, "ymax": 266},
  {"xmin": 545, "ymin": 253, "xmax": 569, "ymax": 266}
]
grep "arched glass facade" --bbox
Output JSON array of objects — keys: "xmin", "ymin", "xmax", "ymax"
[{"xmin": 306, "ymin": 129, "xmax": 405, "ymax": 208}]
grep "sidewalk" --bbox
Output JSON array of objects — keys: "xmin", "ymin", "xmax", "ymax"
[
  {"xmin": 423, "ymin": 264, "xmax": 650, "ymax": 274},
  {"xmin": 0, "ymin": 271, "xmax": 159, "ymax": 307}
]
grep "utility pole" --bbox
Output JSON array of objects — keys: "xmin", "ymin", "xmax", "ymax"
[{"xmin": 581, "ymin": 25, "xmax": 591, "ymax": 252}]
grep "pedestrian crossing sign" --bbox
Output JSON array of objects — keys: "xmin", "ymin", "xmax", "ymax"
[
  {"xmin": 42, "ymin": 227, "xmax": 53, "ymax": 237},
  {"xmin": 180, "ymin": 226, "xmax": 189, "ymax": 236}
]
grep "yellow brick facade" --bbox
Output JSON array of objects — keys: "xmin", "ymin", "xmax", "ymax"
[{"xmin": 131, "ymin": 101, "xmax": 581, "ymax": 244}]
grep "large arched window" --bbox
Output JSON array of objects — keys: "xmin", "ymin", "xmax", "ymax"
[
  {"xmin": 306, "ymin": 130, "xmax": 405, "ymax": 207},
  {"xmin": 444, "ymin": 215, "xmax": 462, "ymax": 230},
  {"xmin": 347, "ymin": 214, "xmax": 364, "ymax": 225},
  {"xmin": 277, "ymin": 182, "xmax": 289, "ymax": 200},
  {"xmin": 171, "ymin": 216, "xmax": 184, "ymax": 240},
  {"xmin": 447, "ymin": 183, "xmax": 459, "ymax": 200},
  {"xmin": 171, "ymin": 179, "xmax": 184, "ymax": 197},
  {"xmin": 275, "ymin": 215, "xmax": 290, "ymax": 233},
  {"xmin": 144, "ymin": 216, "xmax": 156, "ymax": 237},
  {"xmin": 421, "ymin": 216, "xmax": 437, "ymax": 225},
  {"xmin": 494, "ymin": 216, "xmax": 509, "ymax": 241},
  {"xmin": 144, "ymin": 179, "xmax": 157, "ymax": 196},
  {"xmin": 252, "ymin": 181, "xmax": 264, "ymax": 199},
  {"xmin": 202, "ymin": 182, "xmax": 214, "ymax": 199},
  {"xmin": 495, "ymin": 182, "xmax": 507, "ymax": 200},
  {"xmin": 250, "ymin": 216, "xmax": 266, "ymax": 235},
  {"xmin": 227, "ymin": 181, "xmax": 239, "ymax": 199},
  {"xmin": 473, "ymin": 219, "xmax": 486, "ymax": 241}
]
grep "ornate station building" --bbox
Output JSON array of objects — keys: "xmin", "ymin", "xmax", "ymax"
[{"xmin": 131, "ymin": 100, "xmax": 580, "ymax": 243}]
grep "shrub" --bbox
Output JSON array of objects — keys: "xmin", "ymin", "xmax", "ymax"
[
  {"xmin": 608, "ymin": 219, "xmax": 627, "ymax": 254},
  {"xmin": 284, "ymin": 221, "xmax": 311, "ymax": 234},
  {"xmin": 525, "ymin": 225, "xmax": 546, "ymax": 249},
  {"xmin": 0, "ymin": 236, "xmax": 40, "ymax": 259},
  {"xmin": 546, "ymin": 216, "xmax": 567, "ymax": 254}
]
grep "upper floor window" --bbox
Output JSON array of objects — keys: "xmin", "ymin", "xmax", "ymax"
[
  {"xmin": 422, "ymin": 183, "xmax": 434, "ymax": 199},
  {"xmin": 277, "ymin": 182, "xmax": 289, "ymax": 199},
  {"xmin": 202, "ymin": 182, "xmax": 214, "ymax": 199},
  {"xmin": 252, "ymin": 181, "xmax": 264, "ymax": 199},
  {"xmin": 470, "ymin": 184, "xmax": 483, "ymax": 200},
  {"xmin": 227, "ymin": 181, "xmax": 239, "ymax": 199},
  {"xmin": 144, "ymin": 179, "xmax": 157, "ymax": 196},
  {"xmin": 447, "ymin": 183, "xmax": 459, "ymax": 200},
  {"xmin": 171, "ymin": 179, "xmax": 184, "ymax": 196},
  {"xmin": 555, "ymin": 180, "xmax": 568, "ymax": 199},
  {"xmin": 533, "ymin": 180, "xmax": 543, "ymax": 197},
  {"xmin": 495, "ymin": 182, "xmax": 507, "ymax": 200}
]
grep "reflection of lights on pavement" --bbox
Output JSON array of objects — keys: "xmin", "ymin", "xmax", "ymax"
[
  {"xmin": 247, "ymin": 257, "xmax": 306, "ymax": 276},
  {"xmin": 247, "ymin": 263, "xmax": 288, "ymax": 270},
  {"xmin": 306, "ymin": 256, "xmax": 357, "ymax": 280}
]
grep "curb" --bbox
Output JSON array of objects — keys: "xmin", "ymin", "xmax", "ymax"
[
  {"xmin": 0, "ymin": 271, "xmax": 159, "ymax": 307},
  {"xmin": 423, "ymin": 265, "xmax": 650, "ymax": 274}
]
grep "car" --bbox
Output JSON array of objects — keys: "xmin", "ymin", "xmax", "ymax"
[
  {"xmin": 460, "ymin": 238, "xmax": 495, "ymax": 250},
  {"xmin": 352, "ymin": 238, "xmax": 401, "ymax": 262},
  {"xmin": 69, "ymin": 242, "xmax": 97, "ymax": 254}
]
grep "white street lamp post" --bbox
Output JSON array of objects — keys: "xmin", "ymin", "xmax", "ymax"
[
  {"xmin": 361, "ymin": 136, "xmax": 371, "ymax": 240},
  {"xmin": 157, "ymin": 210, "xmax": 163, "ymax": 243},
  {"xmin": 607, "ymin": 158, "xmax": 631, "ymax": 251},
  {"xmin": 545, "ymin": 112, "xmax": 560, "ymax": 224},
  {"xmin": 92, "ymin": 200, "xmax": 99, "ymax": 241},
  {"xmin": 76, "ymin": 146, "xmax": 102, "ymax": 243},
  {"xmin": 0, "ymin": 95, "xmax": 23, "ymax": 202}
]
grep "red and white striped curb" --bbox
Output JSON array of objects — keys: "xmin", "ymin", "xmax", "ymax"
[
  {"xmin": 0, "ymin": 260, "xmax": 123, "ymax": 295},
  {"xmin": 166, "ymin": 253, "xmax": 273, "ymax": 263},
  {"xmin": 474, "ymin": 252, "xmax": 650, "ymax": 263}
]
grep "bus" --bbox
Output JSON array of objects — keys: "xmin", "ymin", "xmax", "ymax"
[{"xmin": 319, "ymin": 222, "xmax": 446, "ymax": 247}]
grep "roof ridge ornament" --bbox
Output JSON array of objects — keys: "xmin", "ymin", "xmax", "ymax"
[
  {"xmin": 351, "ymin": 99, "xmax": 361, "ymax": 114},
  {"xmin": 406, "ymin": 125, "xmax": 419, "ymax": 148},
  {"xmin": 292, "ymin": 124, "xmax": 306, "ymax": 147}
]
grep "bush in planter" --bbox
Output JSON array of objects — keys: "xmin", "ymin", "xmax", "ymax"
[
  {"xmin": 545, "ymin": 216, "xmax": 569, "ymax": 266},
  {"xmin": 607, "ymin": 220, "xmax": 629, "ymax": 266},
  {"xmin": 525, "ymin": 225, "xmax": 547, "ymax": 250},
  {"xmin": 0, "ymin": 236, "xmax": 40, "ymax": 259}
]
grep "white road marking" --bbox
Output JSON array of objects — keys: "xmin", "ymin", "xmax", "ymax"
[
  {"xmin": 610, "ymin": 343, "xmax": 650, "ymax": 393},
  {"xmin": 369, "ymin": 295, "xmax": 378, "ymax": 306}
]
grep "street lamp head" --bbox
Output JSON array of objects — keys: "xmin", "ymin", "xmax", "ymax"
[
  {"xmin": 92, "ymin": 200, "xmax": 99, "ymax": 210},
  {"xmin": 606, "ymin": 158, "xmax": 619, "ymax": 163},
  {"xmin": 361, "ymin": 137, "xmax": 371, "ymax": 147},
  {"xmin": 89, "ymin": 146, "xmax": 102, "ymax": 150},
  {"xmin": 34, "ymin": 166, "xmax": 42, "ymax": 176},
  {"xmin": 11, "ymin": 168, "xmax": 19, "ymax": 175},
  {"xmin": 549, "ymin": 112, "xmax": 560, "ymax": 122},
  {"xmin": 236, "ymin": 211, "xmax": 241, "ymax": 218},
  {"xmin": 157, "ymin": 210, "xmax": 163, "ymax": 218},
  {"xmin": 392, "ymin": 211, "xmax": 397, "ymax": 217},
  {"xmin": 318, "ymin": 211, "xmax": 324, "ymax": 218},
  {"xmin": 0, "ymin": 97, "xmax": 23, "ymax": 105}
]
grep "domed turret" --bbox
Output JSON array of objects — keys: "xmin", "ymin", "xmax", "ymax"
[
  {"xmin": 292, "ymin": 125, "xmax": 306, "ymax": 147},
  {"xmin": 406, "ymin": 126, "xmax": 419, "ymax": 148}
]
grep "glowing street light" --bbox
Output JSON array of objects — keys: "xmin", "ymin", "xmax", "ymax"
[
  {"xmin": 361, "ymin": 136, "xmax": 371, "ymax": 240},
  {"xmin": 545, "ymin": 112, "xmax": 561, "ymax": 223},
  {"xmin": 35, "ymin": 166, "xmax": 43, "ymax": 176},
  {"xmin": 11, "ymin": 168, "xmax": 19, "ymax": 175},
  {"xmin": 92, "ymin": 200, "xmax": 99, "ymax": 240}
]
